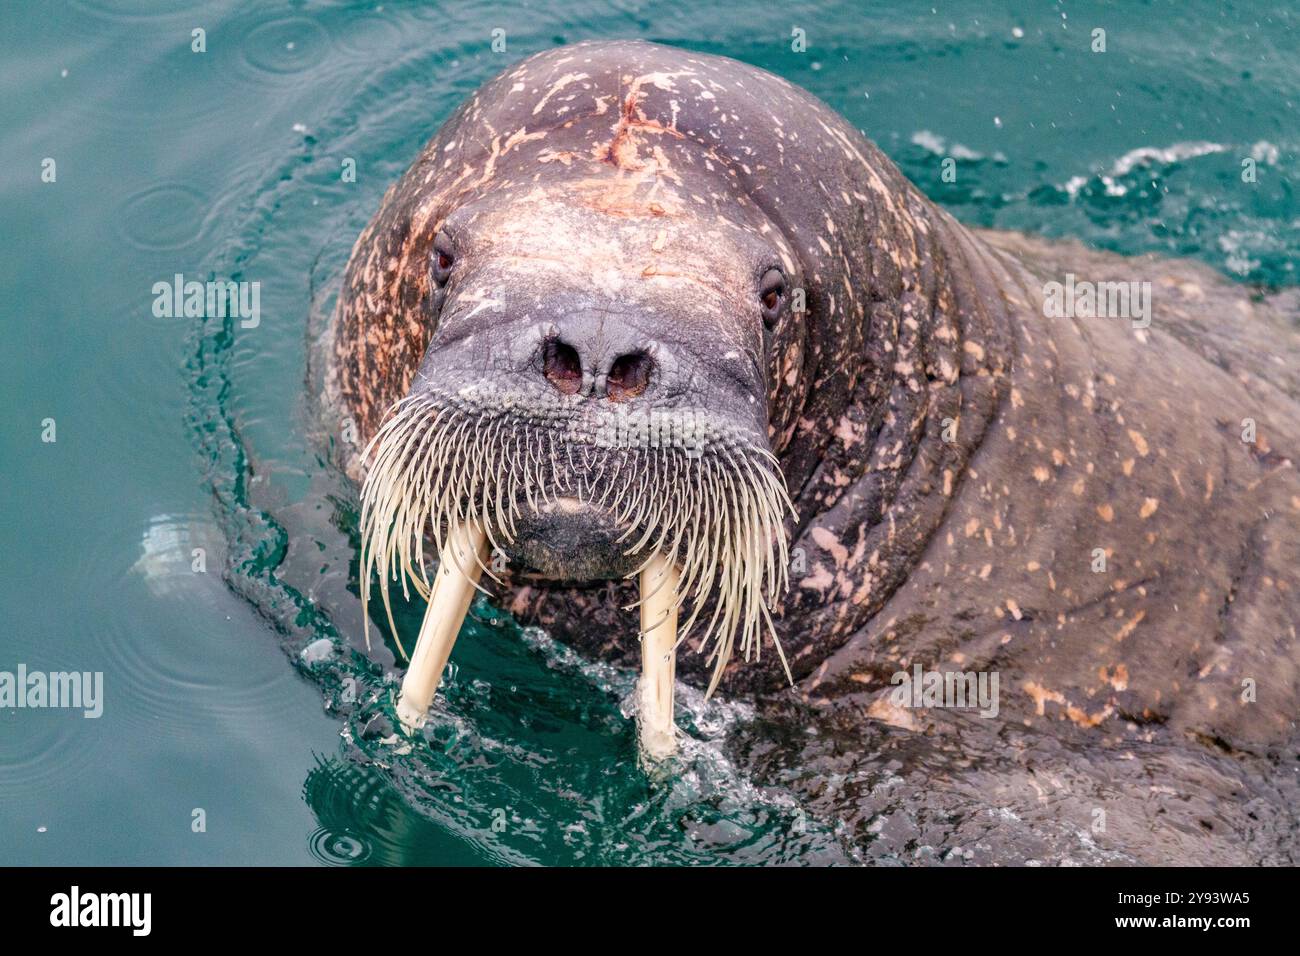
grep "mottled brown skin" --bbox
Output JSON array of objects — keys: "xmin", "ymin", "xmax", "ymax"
[
  {"xmin": 811, "ymin": 233, "xmax": 1300, "ymax": 754},
  {"xmin": 331, "ymin": 40, "xmax": 1300, "ymax": 755}
]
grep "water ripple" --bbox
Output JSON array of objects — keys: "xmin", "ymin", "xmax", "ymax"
[
  {"xmin": 239, "ymin": 17, "xmax": 333, "ymax": 78},
  {"xmin": 117, "ymin": 183, "xmax": 209, "ymax": 252}
]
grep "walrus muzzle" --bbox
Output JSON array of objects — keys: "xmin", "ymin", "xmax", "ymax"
[{"xmin": 358, "ymin": 382, "xmax": 794, "ymax": 756}]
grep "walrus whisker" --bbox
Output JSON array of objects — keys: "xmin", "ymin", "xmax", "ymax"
[
  {"xmin": 619, "ymin": 491, "xmax": 671, "ymax": 555},
  {"xmin": 359, "ymin": 401, "xmax": 430, "ymax": 656},
  {"xmin": 761, "ymin": 600, "xmax": 793, "ymax": 685},
  {"xmin": 498, "ymin": 432, "xmax": 520, "ymax": 536}
]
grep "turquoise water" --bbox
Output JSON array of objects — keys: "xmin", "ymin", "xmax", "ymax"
[{"xmin": 1, "ymin": 1, "xmax": 1295, "ymax": 866}]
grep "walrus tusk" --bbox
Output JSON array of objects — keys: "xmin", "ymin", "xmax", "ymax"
[
  {"xmin": 637, "ymin": 552, "xmax": 680, "ymax": 759},
  {"xmin": 395, "ymin": 517, "xmax": 489, "ymax": 732}
]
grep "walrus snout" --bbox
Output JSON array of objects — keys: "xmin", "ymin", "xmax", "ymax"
[{"xmin": 414, "ymin": 294, "xmax": 768, "ymax": 449}]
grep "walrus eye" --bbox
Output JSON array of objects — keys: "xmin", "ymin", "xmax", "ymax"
[
  {"xmin": 432, "ymin": 233, "xmax": 455, "ymax": 285},
  {"xmin": 759, "ymin": 268, "xmax": 785, "ymax": 327}
]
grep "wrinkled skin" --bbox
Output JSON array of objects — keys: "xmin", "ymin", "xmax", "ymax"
[{"xmin": 331, "ymin": 40, "xmax": 1300, "ymax": 759}]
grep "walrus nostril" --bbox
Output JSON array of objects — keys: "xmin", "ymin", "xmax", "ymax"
[
  {"xmin": 606, "ymin": 350, "xmax": 654, "ymax": 402},
  {"xmin": 542, "ymin": 338, "xmax": 583, "ymax": 395}
]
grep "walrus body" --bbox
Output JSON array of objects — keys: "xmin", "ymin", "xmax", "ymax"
[{"xmin": 330, "ymin": 40, "xmax": 1300, "ymax": 756}]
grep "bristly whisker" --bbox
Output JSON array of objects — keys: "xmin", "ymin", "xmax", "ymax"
[{"xmin": 357, "ymin": 385, "xmax": 795, "ymax": 694}]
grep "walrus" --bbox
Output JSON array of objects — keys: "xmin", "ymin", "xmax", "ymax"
[{"xmin": 326, "ymin": 39, "xmax": 1300, "ymax": 758}]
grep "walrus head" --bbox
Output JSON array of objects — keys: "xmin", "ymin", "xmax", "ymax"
[{"xmin": 331, "ymin": 41, "xmax": 1009, "ymax": 748}]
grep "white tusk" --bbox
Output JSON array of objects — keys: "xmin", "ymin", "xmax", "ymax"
[
  {"xmin": 637, "ymin": 552, "xmax": 680, "ymax": 759},
  {"xmin": 395, "ymin": 516, "xmax": 489, "ymax": 732}
]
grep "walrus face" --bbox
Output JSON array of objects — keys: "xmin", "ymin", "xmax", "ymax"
[{"xmin": 358, "ymin": 180, "xmax": 798, "ymax": 695}]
